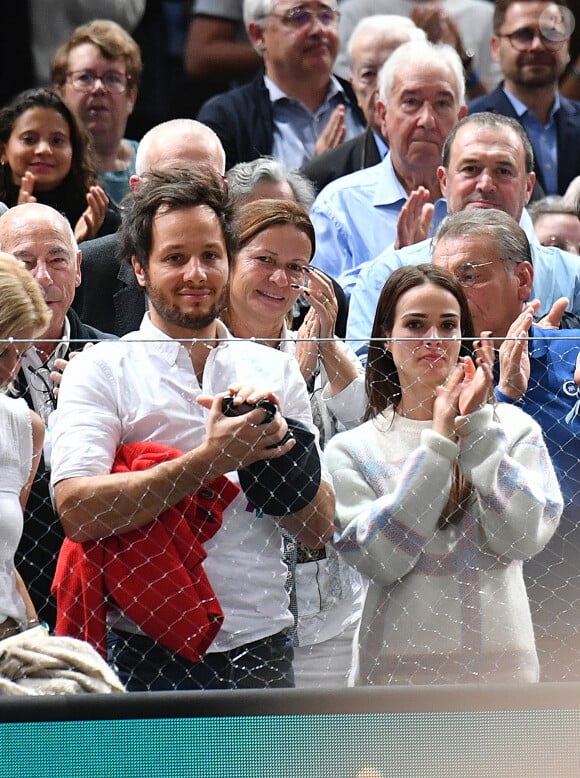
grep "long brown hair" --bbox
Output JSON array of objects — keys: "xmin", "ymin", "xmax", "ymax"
[{"xmin": 365, "ymin": 264, "xmax": 477, "ymax": 528}]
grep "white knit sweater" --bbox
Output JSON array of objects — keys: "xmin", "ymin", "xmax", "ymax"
[{"xmin": 324, "ymin": 403, "xmax": 563, "ymax": 685}]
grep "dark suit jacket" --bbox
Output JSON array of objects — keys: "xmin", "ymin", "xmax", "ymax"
[
  {"xmin": 74, "ymin": 233, "xmax": 146, "ymax": 337},
  {"xmin": 14, "ymin": 309, "xmax": 116, "ymax": 629},
  {"xmin": 468, "ymin": 85, "xmax": 580, "ymax": 196},
  {"xmin": 197, "ymin": 69, "xmax": 366, "ymax": 171},
  {"xmin": 300, "ymin": 126, "xmax": 383, "ymax": 195}
]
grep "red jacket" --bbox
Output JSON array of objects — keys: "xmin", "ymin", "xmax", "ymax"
[{"xmin": 52, "ymin": 442, "xmax": 240, "ymax": 662}]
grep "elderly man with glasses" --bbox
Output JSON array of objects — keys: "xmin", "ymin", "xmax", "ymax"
[
  {"xmin": 196, "ymin": 0, "xmax": 365, "ymax": 170},
  {"xmin": 431, "ymin": 207, "xmax": 580, "ymax": 683},
  {"xmin": 467, "ymin": 0, "xmax": 580, "ymax": 197}
]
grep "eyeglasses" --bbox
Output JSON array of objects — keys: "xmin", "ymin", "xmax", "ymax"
[
  {"xmin": 26, "ymin": 363, "xmax": 57, "ymax": 413},
  {"xmin": 266, "ymin": 5, "xmax": 340, "ymax": 28},
  {"xmin": 66, "ymin": 70, "xmax": 132, "ymax": 94},
  {"xmin": 453, "ymin": 260, "xmax": 498, "ymax": 287},
  {"xmin": 496, "ymin": 26, "xmax": 568, "ymax": 52}
]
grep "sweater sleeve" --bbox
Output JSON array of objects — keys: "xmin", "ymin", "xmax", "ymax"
[
  {"xmin": 456, "ymin": 404, "xmax": 563, "ymax": 560},
  {"xmin": 325, "ymin": 427, "xmax": 458, "ymax": 586}
]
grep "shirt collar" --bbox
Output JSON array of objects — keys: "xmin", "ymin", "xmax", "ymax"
[
  {"xmin": 502, "ymin": 85, "xmax": 561, "ymax": 122},
  {"xmin": 373, "ymin": 131, "xmax": 389, "ymax": 159},
  {"xmin": 373, "ymin": 152, "xmax": 410, "ymax": 207},
  {"xmin": 136, "ymin": 313, "xmax": 232, "ymax": 365},
  {"xmin": 23, "ymin": 316, "xmax": 70, "ymax": 371},
  {"xmin": 264, "ymin": 73, "xmax": 345, "ymax": 110}
]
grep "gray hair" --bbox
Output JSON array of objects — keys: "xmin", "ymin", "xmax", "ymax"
[
  {"xmin": 528, "ymin": 196, "xmax": 579, "ymax": 223},
  {"xmin": 227, "ymin": 157, "xmax": 316, "ymax": 210},
  {"xmin": 441, "ymin": 112, "xmax": 534, "ymax": 174},
  {"xmin": 243, "ymin": 0, "xmax": 337, "ymax": 28},
  {"xmin": 347, "ymin": 15, "xmax": 426, "ymax": 64},
  {"xmin": 434, "ymin": 208, "xmax": 532, "ymax": 273},
  {"xmin": 243, "ymin": 0, "xmax": 274, "ymax": 27},
  {"xmin": 377, "ymin": 39, "xmax": 465, "ymax": 107}
]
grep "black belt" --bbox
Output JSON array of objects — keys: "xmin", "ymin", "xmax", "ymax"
[{"xmin": 296, "ymin": 543, "xmax": 327, "ymax": 564}]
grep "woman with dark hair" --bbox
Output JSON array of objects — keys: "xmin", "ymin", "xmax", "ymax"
[
  {"xmin": 222, "ymin": 197, "xmax": 365, "ymax": 687},
  {"xmin": 0, "ymin": 87, "xmax": 119, "ymax": 242},
  {"xmin": 324, "ymin": 263, "xmax": 563, "ymax": 686}
]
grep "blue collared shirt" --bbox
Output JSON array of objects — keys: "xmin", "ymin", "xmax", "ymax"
[
  {"xmin": 502, "ymin": 86, "xmax": 560, "ymax": 195},
  {"xmin": 346, "ymin": 204, "xmax": 580, "ymax": 361},
  {"xmin": 266, "ymin": 75, "xmax": 365, "ymax": 171},
  {"xmin": 309, "ymin": 152, "xmax": 419, "ymax": 291},
  {"xmin": 373, "ymin": 131, "xmax": 389, "ymax": 160}
]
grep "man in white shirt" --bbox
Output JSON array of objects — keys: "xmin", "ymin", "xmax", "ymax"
[{"xmin": 50, "ymin": 165, "xmax": 334, "ymax": 691}]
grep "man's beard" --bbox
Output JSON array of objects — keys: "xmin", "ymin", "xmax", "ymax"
[
  {"xmin": 145, "ymin": 280, "xmax": 227, "ymax": 332},
  {"xmin": 513, "ymin": 57, "xmax": 564, "ymax": 88}
]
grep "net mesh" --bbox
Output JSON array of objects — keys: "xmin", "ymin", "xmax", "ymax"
[{"xmin": 4, "ymin": 332, "xmax": 579, "ymax": 690}]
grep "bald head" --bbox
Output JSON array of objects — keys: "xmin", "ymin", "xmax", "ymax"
[
  {"xmin": 0, "ymin": 203, "xmax": 81, "ymax": 342},
  {"xmin": 133, "ymin": 119, "xmax": 226, "ymax": 183}
]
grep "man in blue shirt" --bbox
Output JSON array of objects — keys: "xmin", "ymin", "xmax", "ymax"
[
  {"xmin": 196, "ymin": 0, "xmax": 365, "ymax": 170},
  {"xmin": 467, "ymin": 0, "xmax": 580, "ymax": 196},
  {"xmin": 431, "ymin": 207, "xmax": 580, "ymax": 682},
  {"xmin": 346, "ymin": 112, "xmax": 580, "ymax": 359},
  {"xmin": 309, "ymin": 38, "xmax": 467, "ymax": 291}
]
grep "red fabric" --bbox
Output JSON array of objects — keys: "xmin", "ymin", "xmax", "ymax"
[{"xmin": 52, "ymin": 442, "xmax": 240, "ymax": 662}]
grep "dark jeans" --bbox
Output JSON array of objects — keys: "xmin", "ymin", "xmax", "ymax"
[{"xmin": 108, "ymin": 629, "xmax": 295, "ymax": 692}]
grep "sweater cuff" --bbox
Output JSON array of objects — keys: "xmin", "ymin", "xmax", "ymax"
[
  {"xmin": 455, "ymin": 404, "xmax": 493, "ymax": 437},
  {"xmin": 420, "ymin": 428, "xmax": 459, "ymax": 461}
]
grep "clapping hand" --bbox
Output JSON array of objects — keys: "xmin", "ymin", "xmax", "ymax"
[
  {"xmin": 432, "ymin": 333, "xmax": 494, "ymax": 439},
  {"xmin": 74, "ymin": 185, "xmax": 109, "ymax": 243},
  {"xmin": 314, "ymin": 105, "xmax": 346, "ymax": 157},
  {"xmin": 17, "ymin": 171, "xmax": 37, "ymax": 204}
]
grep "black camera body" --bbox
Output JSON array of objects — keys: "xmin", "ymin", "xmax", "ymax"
[
  {"xmin": 221, "ymin": 395, "xmax": 294, "ymax": 447},
  {"xmin": 221, "ymin": 395, "xmax": 278, "ymax": 424}
]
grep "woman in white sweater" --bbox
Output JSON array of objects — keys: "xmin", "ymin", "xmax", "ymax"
[{"xmin": 324, "ymin": 264, "xmax": 563, "ymax": 685}]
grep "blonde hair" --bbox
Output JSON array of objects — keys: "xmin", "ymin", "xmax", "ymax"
[{"xmin": 0, "ymin": 252, "xmax": 50, "ymax": 342}]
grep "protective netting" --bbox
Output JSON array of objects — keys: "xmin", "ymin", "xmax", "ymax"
[{"xmin": 5, "ymin": 332, "xmax": 579, "ymax": 690}]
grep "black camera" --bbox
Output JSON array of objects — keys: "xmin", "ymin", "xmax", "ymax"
[
  {"xmin": 221, "ymin": 395, "xmax": 293, "ymax": 447},
  {"xmin": 221, "ymin": 395, "xmax": 278, "ymax": 424}
]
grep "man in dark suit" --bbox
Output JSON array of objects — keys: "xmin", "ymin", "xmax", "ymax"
[
  {"xmin": 0, "ymin": 202, "xmax": 115, "ymax": 629},
  {"xmin": 196, "ymin": 0, "xmax": 365, "ymax": 171},
  {"xmin": 468, "ymin": 0, "xmax": 580, "ymax": 196},
  {"xmin": 301, "ymin": 14, "xmax": 426, "ymax": 194},
  {"xmin": 73, "ymin": 118, "xmax": 227, "ymax": 336}
]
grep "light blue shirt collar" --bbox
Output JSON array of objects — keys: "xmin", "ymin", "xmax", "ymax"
[
  {"xmin": 372, "ymin": 153, "xmax": 409, "ymax": 208},
  {"xmin": 373, "ymin": 131, "xmax": 389, "ymax": 159},
  {"xmin": 264, "ymin": 73, "xmax": 344, "ymax": 113},
  {"xmin": 502, "ymin": 86, "xmax": 561, "ymax": 122}
]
